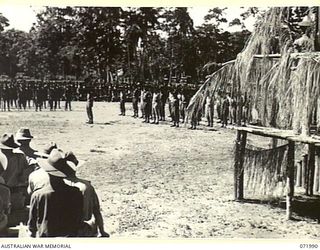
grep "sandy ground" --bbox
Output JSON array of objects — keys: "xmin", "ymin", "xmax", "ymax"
[{"xmin": 1, "ymin": 101, "xmax": 320, "ymax": 239}]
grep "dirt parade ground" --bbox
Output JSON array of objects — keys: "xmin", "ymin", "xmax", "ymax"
[{"xmin": 1, "ymin": 102, "xmax": 320, "ymax": 239}]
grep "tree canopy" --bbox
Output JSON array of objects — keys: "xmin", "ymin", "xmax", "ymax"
[{"xmin": 0, "ymin": 7, "xmax": 252, "ymax": 83}]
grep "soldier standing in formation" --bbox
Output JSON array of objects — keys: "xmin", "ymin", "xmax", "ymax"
[
  {"xmin": 86, "ymin": 89, "xmax": 94, "ymax": 124},
  {"xmin": 143, "ymin": 87, "xmax": 152, "ymax": 123},
  {"xmin": 34, "ymin": 85, "xmax": 42, "ymax": 112},
  {"xmin": 171, "ymin": 90, "xmax": 180, "ymax": 128},
  {"xmin": 151, "ymin": 87, "xmax": 160, "ymax": 124},
  {"xmin": 205, "ymin": 92, "xmax": 214, "ymax": 127},
  {"xmin": 132, "ymin": 85, "xmax": 140, "ymax": 118},
  {"xmin": 221, "ymin": 93, "xmax": 230, "ymax": 128},
  {"xmin": 159, "ymin": 86, "xmax": 167, "ymax": 121},
  {"xmin": 119, "ymin": 89, "xmax": 126, "ymax": 116},
  {"xmin": 3, "ymin": 84, "xmax": 10, "ymax": 111},
  {"xmin": 64, "ymin": 84, "xmax": 73, "ymax": 111}
]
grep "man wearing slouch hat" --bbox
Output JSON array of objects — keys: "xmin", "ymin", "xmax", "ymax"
[
  {"xmin": 63, "ymin": 152, "xmax": 109, "ymax": 237},
  {"xmin": 0, "ymin": 133, "xmax": 28, "ymax": 210},
  {"xmin": 28, "ymin": 149, "xmax": 83, "ymax": 237},
  {"xmin": 27, "ymin": 142, "xmax": 58, "ymax": 195}
]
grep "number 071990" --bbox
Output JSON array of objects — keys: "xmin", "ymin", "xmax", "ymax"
[{"xmin": 300, "ymin": 244, "xmax": 318, "ymax": 248}]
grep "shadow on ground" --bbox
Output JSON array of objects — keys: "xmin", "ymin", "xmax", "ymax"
[
  {"xmin": 95, "ymin": 122, "xmax": 113, "ymax": 125},
  {"xmin": 239, "ymin": 195, "xmax": 320, "ymax": 222}
]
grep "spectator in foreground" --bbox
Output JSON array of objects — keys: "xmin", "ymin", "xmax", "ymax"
[
  {"xmin": 28, "ymin": 142, "xmax": 58, "ymax": 195},
  {"xmin": 28, "ymin": 149, "xmax": 83, "ymax": 237},
  {"xmin": 0, "ymin": 133, "xmax": 28, "ymax": 210},
  {"xmin": 63, "ymin": 152, "xmax": 110, "ymax": 237},
  {"xmin": 0, "ymin": 177, "xmax": 10, "ymax": 235}
]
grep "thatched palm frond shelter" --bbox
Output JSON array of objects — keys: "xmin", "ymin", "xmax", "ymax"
[{"xmin": 186, "ymin": 7, "xmax": 320, "ymax": 135}]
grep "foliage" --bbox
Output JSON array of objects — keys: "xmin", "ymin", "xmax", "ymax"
[
  {"xmin": 0, "ymin": 13, "xmax": 9, "ymax": 32},
  {"xmin": 0, "ymin": 7, "xmax": 251, "ymax": 82}
]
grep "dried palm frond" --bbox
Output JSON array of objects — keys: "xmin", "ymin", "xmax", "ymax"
[
  {"xmin": 185, "ymin": 63, "xmax": 235, "ymax": 123},
  {"xmin": 186, "ymin": 6, "xmax": 320, "ymax": 135}
]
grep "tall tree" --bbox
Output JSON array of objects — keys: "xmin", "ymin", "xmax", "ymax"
[
  {"xmin": 30, "ymin": 7, "xmax": 77, "ymax": 78},
  {"xmin": 0, "ymin": 13, "xmax": 9, "ymax": 32},
  {"xmin": 163, "ymin": 7, "xmax": 196, "ymax": 82},
  {"xmin": 121, "ymin": 7, "xmax": 162, "ymax": 83},
  {"xmin": 75, "ymin": 7, "xmax": 123, "ymax": 80}
]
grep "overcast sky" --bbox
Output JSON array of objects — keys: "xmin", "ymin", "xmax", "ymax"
[{"xmin": 0, "ymin": 5, "xmax": 256, "ymax": 33}]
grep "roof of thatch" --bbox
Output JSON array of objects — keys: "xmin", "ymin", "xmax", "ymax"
[{"xmin": 186, "ymin": 7, "xmax": 320, "ymax": 135}]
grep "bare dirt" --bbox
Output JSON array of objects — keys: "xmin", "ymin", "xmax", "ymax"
[{"xmin": 1, "ymin": 102, "xmax": 320, "ymax": 239}]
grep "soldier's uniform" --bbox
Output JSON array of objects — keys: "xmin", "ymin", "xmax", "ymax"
[
  {"xmin": 26, "ymin": 83, "xmax": 33, "ymax": 109},
  {"xmin": 86, "ymin": 91, "xmax": 94, "ymax": 124},
  {"xmin": 40, "ymin": 82, "xmax": 48, "ymax": 110},
  {"xmin": 119, "ymin": 90, "xmax": 126, "ymax": 116},
  {"xmin": 205, "ymin": 95, "xmax": 214, "ymax": 127},
  {"xmin": 230, "ymin": 97, "xmax": 237, "ymax": 125},
  {"xmin": 140, "ymin": 88, "xmax": 145, "ymax": 118},
  {"xmin": 152, "ymin": 90, "xmax": 160, "ymax": 124},
  {"xmin": 221, "ymin": 94, "xmax": 230, "ymax": 127},
  {"xmin": 34, "ymin": 85, "xmax": 43, "ymax": 112},
  {"xmin": 171, "ymin": 92, "xmax": 180, "ymax": 127},
  {"xmin": 17, "ymin": 83, "xmax": 26, "ymax": 110},
  {"xmin": 3, "ymin": 84, "xmax": 10, "ymax": 111},
  {"xmin": 64, "ymin": 85, "xmax": 73, "ymax": 111},
  {"xmin": 159, "ymin": 87, "xmax": 168, "ymax": 121},
  {"xmin": 48, "ymin": 84, "xmax": 54, "ymax": 111},
  {"xmin": 143, "ymin": 89, "xmax": 152, "ymax": 123},
  {"xmin": 132, "ymin": 87, "xmax": 139, "ymax": 118}
]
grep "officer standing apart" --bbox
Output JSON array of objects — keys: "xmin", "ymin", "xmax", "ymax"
[
  {"xmin": 86, "ymin": 81, "xmax": 94, "ymax": 124},
  {"xmin": 86, "ymin": 89, "xmax": 94, "ymax": 124}
]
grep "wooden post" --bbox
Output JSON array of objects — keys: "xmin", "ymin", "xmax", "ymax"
[
  {"xmin": 302, "ymin": 154, "xmax": 308, "ymax": 191},
  {"xmin": 295, "ymin": 160, "xmax": 302, "ymax": 187},
  {"xmin": 238, "ymin": 131, "xmax": 247, "ymax": 200},
  {"xmin": 314, "ymin": 154, "xmax": 320, "ymax": 193},
  {"xmin": 318, "ymin": 157, "xmax": 320, "ymax": 193},
  {"xmin": 234, "ymin": 131, "xmax": 241, "ymax": 200},
  {"xmin": 318, "ymin": 155, "xmax": 320, "ymax": 193},
  {"xmin": 315, "ymin": 6, "xmax": 320, "ymax": 51},
  {"xmin": 307, "ymin": 144, "xmax": 315, "ymax": 196},
  {"xmin": 286, "ymin": 140, "xmax": 295, "ymax": 220},
  {"xmin": 234, "ymin": 130, "xmax": 247, "ymax": 200}
]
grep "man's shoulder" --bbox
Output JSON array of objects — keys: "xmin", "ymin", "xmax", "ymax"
[
  {"xmin": 77, "ymin": 178, "xmax": 91, "ymax": 186},
  {"xmin": 67, "ymin": 177, "xmax": 93, "ymax": 190},
  {"xmin": 29, "ymin": 168, "xmax": 48, "ymax": 179},
  {"xmin": 32, "ymin": 186, "xmax": 54, "ymax": 197},
  {"xmin": 13, "ymin": 148, "xmax": 24, "ymax": 155},
  {"xmin": 66, "ymin": 184, "xmax": 84, "ymax": 195}
]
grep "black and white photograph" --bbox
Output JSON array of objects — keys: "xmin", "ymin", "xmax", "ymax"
[{"xmin": 0, "ymin": 1, "xmax": 319, "ymax": 243}]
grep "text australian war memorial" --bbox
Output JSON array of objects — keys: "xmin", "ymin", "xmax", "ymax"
[{"xmin": 0, "ymin": 6, "xmax": 320, "ymax": 239}]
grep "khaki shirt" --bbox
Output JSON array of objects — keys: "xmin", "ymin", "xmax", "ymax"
[
  {"xmin": 0, "ymin": 183, "xmax": 10, "ymax": 214},
  {"xmin": 64, "ymin": 177, "xmax": 100, "ymax": 221},
  {"xmin": 0, "ymin": 151, "xmax": 28, "ymax": 188}
]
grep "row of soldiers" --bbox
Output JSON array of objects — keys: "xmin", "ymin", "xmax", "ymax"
[
  {"xmin": 0, "ymin": 79, "xmax": 120, "ymax": 111},
  {"xmin": 0, "ymin": 78, "xmax": 196, "ymax": 112},
  {"xmin": 0, "ymin": 80, "xmax": 79, "ymax": 111},
  {"xmin": 119, "ymin": 84, "xmax": 195, "ymax": 128},
  {"xmin": 189, "ymin": 92, "xmax": 255, "ymax": 129},
  {"xmin": 119, "ymin": 85, "xmax": 255, "ymax": 129}
]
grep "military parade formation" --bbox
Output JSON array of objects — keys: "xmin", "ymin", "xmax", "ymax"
[{"xmin": 0, "ymin": 76, "xmax": 253, "ymax": 129}]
